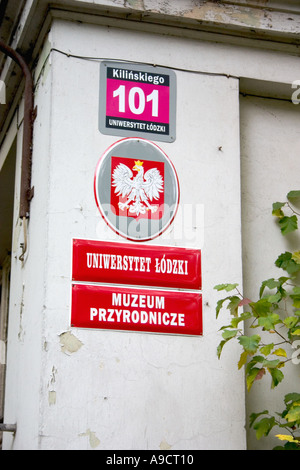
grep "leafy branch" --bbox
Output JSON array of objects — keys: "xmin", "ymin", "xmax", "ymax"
[
  {"xmin": 215, "ymin": 190, "xmax": 300, "ymax": 449},
  {"xmin": 250, "ymin": 393, "xmax": 300, "ymax": 450},
  {"xmin": 272, "ymin": 190, "xmax": 300, "ymax": 235}
]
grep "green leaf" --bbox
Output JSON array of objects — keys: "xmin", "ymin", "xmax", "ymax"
[
  {"xmin": 263, "ymin": 358, "xmax": 280, "ymax": 368},
  {"xmin": 249, "ymin": 410, "xmax": 269, "ymax": 428},
  {"xmin": 217, "ymin": 340, "xmax": 226, "ymax": 359},
  {"xmin": 287, "ymin": 190, "xmax": 300, "ymax": 200},
  {"xmin": 231, "ymin": 311, "xmax": 252, "ymax": 328},
  {"xmin": 267, "ymin": 292, "xmax": 283, "ymax": 304},
  {"xmin": 275, "ymin": 252, "xmax": 300, "ymax": 275},
  {"xmin": 278, "ymin": 215, "xmax": 298, "ymax": 235},
  {"xmin": 258, "ymin": 313, "xmax": 281, "ymax": 331},
  {"xmin": 247, "ymin": 355, "xmax": 280, "ymax": 369},
  {"xmin": 290, "ymin": 289, "xmax": 300, "ymax": 308},
  {"xmin": 214, "ymin": 283, "xmax": 239, "ymax": 292},
  {"xmin": 246, "ymin": 367, "xmax": 263, "ymax": 391},
  {"xmin": 286, "ymin": 406, "xmax": 300, "ymax": 423},
  {"xmin": 283, "ymin": 316, "xmax": 299, "ymax": 329},
  {"xmin": 216, "ymin": 294, "xmax": 243, "ymax": 319},
  {"xmin": 273, "ymin": 348, "xmax": 287, "ymax": 358},
  {"xmin": 260, "ymin": 343, "xmax": 274, "ymax": 356},
  {"xmin": 216, "ymin": 297, "xmax": 229, "ymax": 318},
  {"xmin": 284, "ymin": 393, "xmax": 300, "ymax": 405},
  {"xmin": 227, "ymin": 295, "xmax": 241, "ymax": 317},
  {"xmin": 259, "ymin": 278, "xmax": 280, "ymax": 298},
  {"xmin": 253, "ymin": 416, "xmax": 276, "ymax": 439},
  {"xmin": 292, "ymin": 251, "xmax": 300, "ymax": 265},
  {"xmin": 246, "ymin": 355, "xmax": 265, "ymax": 369},
  {"xmin": 250, "ymin": 299, "xmax": 272, "ymax": 317},
  {"xmin": 291, "ymin": 298, "xmax": 300, "ymax": 309},
  {"xmin": 272, "ymin": 202, "xmax": 286, "ymax": 218},
  {"xmin": 269, "ymin": 368, "xmax": 284, "ymax": 388},
  {"xmin": 279, "ymin": 441, "xmax": 300, "ymax": 450},
  {"xmin": 222, "ymin": 329, "xmax": 238, "ymax": 340},
  {"xmin": 238, "ymin": 334, "xmax": 260, "ymax": 353},
  {"xmin": 278, "ymin": 276, "xmax": 291, "ymax": 284},
  {"xmin": 238, "ymin": 350, "xmax": 248, "ymax": 369}
]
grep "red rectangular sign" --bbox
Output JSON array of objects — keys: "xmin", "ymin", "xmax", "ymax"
[
  {"xmin": 72, "ymin": 239, "xmax": 201, "ymax": 290},
  {"xmin": 71, "ymin": 284, "xmax": 202, "ymax": 336}
]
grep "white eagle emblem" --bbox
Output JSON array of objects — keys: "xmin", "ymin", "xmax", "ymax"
[{"xmin": 112, "ymin": 160, "xmax": 164, "ymax": 216}]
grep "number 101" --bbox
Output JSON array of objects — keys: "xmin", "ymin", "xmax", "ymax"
[{"xmin": 113, "ymin": 85, "xmax": 159, "ymax": 117}]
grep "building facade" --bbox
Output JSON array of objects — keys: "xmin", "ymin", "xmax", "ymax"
[{"xmin": 0, "ymin": 0, "xmax": 300, "ymax": 450}]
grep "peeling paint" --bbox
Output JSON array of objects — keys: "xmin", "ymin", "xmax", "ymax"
[
  {"xmin": 185, "ymin": 4, "xmax": 226, "ymax": 24},
  {"xmin": 49, "ymin": 366, "xmax": 57, "ymax": 385},
  {"xmin": 126, "ymin": 0, "xmax": 145, "ymax": 11},
  {"xmin": 79, "ymin": 429, "xmax": 100, "ymax": 448},
  {"xmin": 183, "ymin": 3, "xmax": 265, "ymax": 30},
  {"xmin": 12, "ymin": 219, "xmax": 22, "ymax": 254},
  {"xmin": 59, "ymin": 331, "xmax": 83, "ymax": 354},
  {"xmin": 48, "ymin": 390, "xmax": 56, "ymax": 406},
  {"xmin": 159, "ymin": 439, "xmax": 172, "ymax": 450},
  {"xmin": 230, "ymin": 8, "xmax": 265, "ymax": 29}
]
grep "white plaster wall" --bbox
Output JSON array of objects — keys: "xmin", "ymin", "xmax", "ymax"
[
  {"xmin": 4, "ymin": 19, "xmax": 250, "ymax": 449},
  {"xmin": 39, "ymin": 21, "xmax": 245, "ymax": 450}
]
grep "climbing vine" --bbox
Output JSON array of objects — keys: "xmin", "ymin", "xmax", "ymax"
[{"xmin": 215, "ymin": 190, "xmax": 300, "ymax": 449}]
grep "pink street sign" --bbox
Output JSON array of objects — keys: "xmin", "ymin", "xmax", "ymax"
[
  {"xmin": 99, "ymin": 62, "xmax": 176, "ymax": 143},
  {"xmin": 106, "ymin": 78, "xmax": 170, "ymax": 124}
]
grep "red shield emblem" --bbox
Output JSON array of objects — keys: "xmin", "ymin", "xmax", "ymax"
[{"xmin": 110, "ymin": 156, "xmax": 165, "ymax": 220}]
